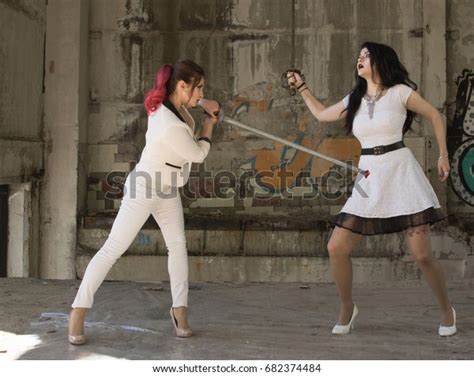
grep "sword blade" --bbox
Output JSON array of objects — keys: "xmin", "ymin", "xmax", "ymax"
[{"xmin": 223, "ymin": 116, "xmax": 368, "ymax": 177}]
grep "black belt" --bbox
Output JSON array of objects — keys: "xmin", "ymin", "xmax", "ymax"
[{"xmin": 361, "ymin": 141, "xmax": 405, "ymax": 156}]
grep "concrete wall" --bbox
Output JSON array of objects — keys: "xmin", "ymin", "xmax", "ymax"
[
  {"xmin": 85, "ymin": 0, "xmax": 427, "ymax": 218},
  {"xmin": 74, "ymin": 0, "xmax": 472, "ymax": 282},
  {"xmin": 0, "ymin": 0, "xmax": 45, "ymax": 184},
  {"xmin": 446, "ymin": 0, "xmax": 474, "ymax": 230},
  {"xmin": 0, "ymin": 0, "xmax": 46, "ymax": 277},
  {"xmin": 445, "ymin": 0, "xmax": 474, "ymax": 275}
]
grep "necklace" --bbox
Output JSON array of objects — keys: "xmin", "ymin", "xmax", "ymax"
[{"xmin": 363, "ymin": 88, "xmax": 386, "ymax": 119}]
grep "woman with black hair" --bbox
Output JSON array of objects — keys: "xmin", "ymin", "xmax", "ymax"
[
  {"xmin": 68, "ymin": 60, "xmax": 220, "ymax": 344},
  {"xmin": 288, "ymin": 41, "xmax": 456, "ymax": 336}
]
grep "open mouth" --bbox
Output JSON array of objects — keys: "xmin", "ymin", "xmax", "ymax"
[{"xmin": 357, "ymin": 63, "xmax": 364, "ymax": 70}]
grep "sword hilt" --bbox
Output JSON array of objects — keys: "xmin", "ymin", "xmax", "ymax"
[{"xmin": 281, "ymin": 69, "xmax": 305, "ymax": 96}]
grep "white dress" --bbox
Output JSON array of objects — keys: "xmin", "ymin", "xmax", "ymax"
[{"xmin": 333, "ymin": 84, "xmax": 445, "ymax": 235}]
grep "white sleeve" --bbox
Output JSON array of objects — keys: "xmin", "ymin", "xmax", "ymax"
[
  {"xmin": 342, "ymin": 94, "xmax": 350, "ymax": 108},
  {"xmin": 164, "ymin": 126, "xmax": 211, "ymax": 164},
  {"xmin": 397, "ymin": 84, "xmax": 413, "ymax": 107}
]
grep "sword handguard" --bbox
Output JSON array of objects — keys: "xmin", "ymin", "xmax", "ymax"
[{"xmin": 281, "ymin": 69, "xmax": 305, "ymax": 96}]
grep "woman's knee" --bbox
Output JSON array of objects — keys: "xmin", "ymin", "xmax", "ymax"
[
  {"xmin": 327, "ymin": 240, "xmax": 350, "ymax": 258},
  {"xmin": 327, "ymin": 227, "xmax": 361, "ymax": 258},
  {"xmin": 167, "ymin": 239, "xmax": 187, "ymax": 256},
  {"xmin": 412, "ymin": 250, "xmax": 434, "ymax": 266}
]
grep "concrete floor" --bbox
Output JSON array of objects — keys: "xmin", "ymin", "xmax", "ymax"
[{"xmin": 0, "ymin": 278, "xmax": 473, "ymax": 360}]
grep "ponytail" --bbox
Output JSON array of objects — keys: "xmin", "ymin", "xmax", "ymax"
[{"xmin": 144, "ymin": 64, "xmax": 173, "ymax": 115}]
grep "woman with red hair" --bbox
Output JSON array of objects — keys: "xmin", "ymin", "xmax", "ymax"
[{"xmin": 68, "ymin": 60, "xmax": 220, "ymax": 344}]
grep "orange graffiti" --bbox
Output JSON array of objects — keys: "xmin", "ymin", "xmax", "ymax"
[{"xmin": 232, "ymin": 88, "xmax": 361, "ymax": 192}]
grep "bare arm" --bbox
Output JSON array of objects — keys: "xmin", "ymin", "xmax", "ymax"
[
  {"xmin": 300, "ymin": 90, "xmax": 347, "ymax": 122},
  {"xmin": 287, "ymin": 71, "xmax": 347, "ymax": 122},
  {"xmin": 405, "ymin": 90, "xmax": 450, "ymax": 182}
]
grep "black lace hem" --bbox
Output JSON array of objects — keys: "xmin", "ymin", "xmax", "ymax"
[{"xmin": 330, "ymin": 207, "xmax": 446, "ymax": 236}]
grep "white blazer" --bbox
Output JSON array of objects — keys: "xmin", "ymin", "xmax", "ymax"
[{"xmin": 134, "ymin": 101, "xmax": 211, "ymax": 189}]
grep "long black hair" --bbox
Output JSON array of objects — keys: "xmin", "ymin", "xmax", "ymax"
[{"xmin": 343, "ymin": 42, "xmax": 417, "ymax": 135}]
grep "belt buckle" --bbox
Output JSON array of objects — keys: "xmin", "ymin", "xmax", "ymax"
[{"xmin": 373, "ymin": 145, "xmax": 385, "ymax": 155}]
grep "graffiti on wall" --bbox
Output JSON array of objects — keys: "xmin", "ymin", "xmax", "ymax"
[
  {"xmin": 448, "ymin": 69, "xmax": 474, "ymax": 206},
  {"xmin": 86, "ymin": 82, "xmax": 362, "ymax": 214},
  {"xmin": 230, "ymin": 83, "xmax": 360, "ymax": 205}
]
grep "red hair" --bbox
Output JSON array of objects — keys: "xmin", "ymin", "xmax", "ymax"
[
  {"xmin": 144, "ymin": 60, "xmax": 205, "ymax": 115},
  {"xmin": 144, "ymin": 64, "xmax": 173, "ymax": 115}
]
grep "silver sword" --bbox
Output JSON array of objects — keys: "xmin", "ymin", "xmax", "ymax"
[{"xmin": 222, "ymin": 116, "xmax": 370, "ymax": 178}]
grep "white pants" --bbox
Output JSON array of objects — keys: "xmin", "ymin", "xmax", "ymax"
[{"xmin": 72, "ymin": 175, "xmax": 189, "ymax": 308}]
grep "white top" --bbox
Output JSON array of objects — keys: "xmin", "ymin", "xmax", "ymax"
[
  {"xmin": 134, "ymin": 103, "xmax": 211, "ymax": 188},
  {"xmin": 342, "ymin": 84, "xmax": 413, "ymax": 148}
]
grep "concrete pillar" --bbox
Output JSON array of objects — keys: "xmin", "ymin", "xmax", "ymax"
[
  {"xmin": 40, "ymin": 0, "xmax": 89, "ymax": 279},
  {"xmin": 7, "ymin": 184, "xmax": 30, "ymax": 277},
  {"xmin": 422, "ymin": 0, "xmax": 448, "ymax": 207}
]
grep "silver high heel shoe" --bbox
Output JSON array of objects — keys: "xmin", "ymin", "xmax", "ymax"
[
  {"xmin": 332, "ymin": 304, "xmax": 358, "ymax": 335},
  {"xmin": 439, "ymin": 307, "xmax": 457, "ymax": 337},
  {"xmin": 170, "ymin": 308, "xmax": 193, "ymax": 338}
]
